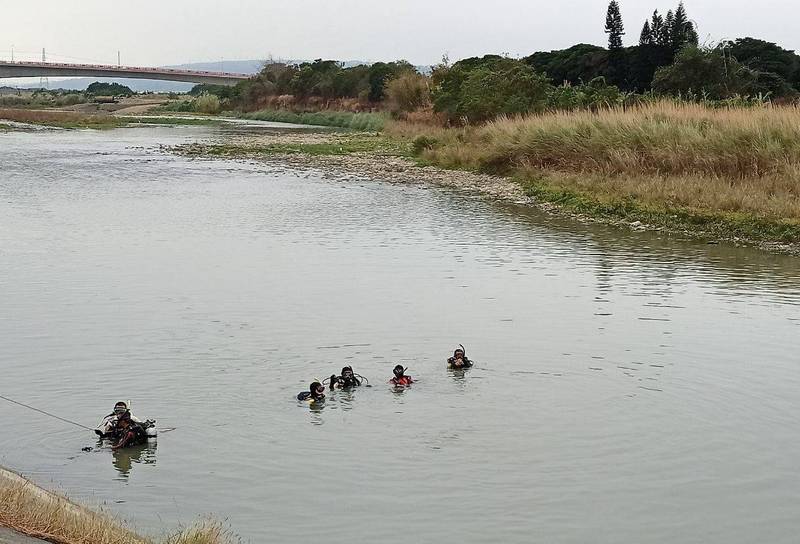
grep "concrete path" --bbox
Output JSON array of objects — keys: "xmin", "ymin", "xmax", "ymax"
[{"xmin": 0, "ymin": 528, "xmax": 45, "ymax": 544}]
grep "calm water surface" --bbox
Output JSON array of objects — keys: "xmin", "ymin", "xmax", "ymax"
[{"xmin": 1, "ymin": 125, "xmax": 799, "ymax": 543}]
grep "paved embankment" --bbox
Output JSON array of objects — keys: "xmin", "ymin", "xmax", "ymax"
[
  {"xmin": 0, "ymin": 467, "xmax": 64, "ymax": 544},
  {"xmin": 0, "ymin": 527, "xmax": 45, "ymax": 544}
]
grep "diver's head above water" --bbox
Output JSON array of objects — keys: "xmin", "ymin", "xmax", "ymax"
[
  {"xmin": 113, "ymin": 401, "xmax": 128, "ymax": 415},
  {"xmin": 392, "ymin": 365, "xmax": 405, "ymax": 378},
  {"xmin": 341, "ymin": 366, "xmax": 354, "ymax": 379},
  {"xmin": 310, "ymin": 381, "xmax": 325, "ymax": 399}
]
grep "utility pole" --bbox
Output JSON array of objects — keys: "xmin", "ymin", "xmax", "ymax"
[
  {"xmin": 118, "ymin": 50, "xmax": 121, "ymax": 67},
  {"xmin": 40, "ymin": 48, "xmax": 49, "ymax": 89},
  {"xmin": 10, "ymin": 44, "xmax": 14, "ymax": 62}
]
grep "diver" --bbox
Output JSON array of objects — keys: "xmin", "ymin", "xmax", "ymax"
[
  {"xmin": 111, "ymin": 411, "xmax": 148, "ymax": 451},
  {"xmin": 329, "ymin": 366, "xmax": 363, "ymax": 389},
  {"xmin": 390, "ymin": 365, "xmax": 414, "ymax": 386},
  {"xmin": 447, "ymin": 345, "xmax": 473, "ymax": 369},
  {"xmin": 297, "ymin": 381, "xmax": 326, "ymax": 402},
  {"xmin": 95, "ymin": 401, "xmax": 141, "ymax": 439}
]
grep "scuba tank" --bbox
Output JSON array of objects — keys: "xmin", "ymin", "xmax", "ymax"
[{"xmin": 143, "ymin": 420, "xmax": 158, "ymax": 438}]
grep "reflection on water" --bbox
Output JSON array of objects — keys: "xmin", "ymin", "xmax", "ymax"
[
  {"xmin": 1, "ymin": 126, "xmax": 799, "ymax": 544},
  {"xmin": 111, "ymin": 442, "xmax": 157, "ymax": 480}
]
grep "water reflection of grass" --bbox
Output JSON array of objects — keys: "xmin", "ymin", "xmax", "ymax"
[{"xmin": 0, "ymin": 467, "xmax": 235, "ymax": 544}]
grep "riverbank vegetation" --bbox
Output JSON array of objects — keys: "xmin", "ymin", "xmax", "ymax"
[
  {"xmin": 0, "ymin": 471, "xmax": 233, "ymax": 544},
  {"xmin": 390, "ymin": 101, "xmax": 800, "ymax": 242}
]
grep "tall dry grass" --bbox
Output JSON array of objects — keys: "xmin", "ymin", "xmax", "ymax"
[
  {"xmin": 479, "ymin": 102, "xmax": 800, "ymax": 178},
  {"xmin": 0, "ymin": 471, "xmax": 234, "ymax": 544},
  {"xmin": 395, "ymin": 102, "xmax": 800, "ymax": 225}
]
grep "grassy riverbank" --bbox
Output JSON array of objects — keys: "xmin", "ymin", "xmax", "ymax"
[
  {"xmin": 0, "ymin": 468, "xmax": 232, "ymax": 544},
  {"xmin": 0, "ymin": 108, "xmax": 126, "ymax": 129},
  {"xmin": 0, "ymin": 109, "xmax": 226, "ymax": 130},
  {"xmin": 390, "ymin": 102, "xmax": 800, "ymax": 244}
]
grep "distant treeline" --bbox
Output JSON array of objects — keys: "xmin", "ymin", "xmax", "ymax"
[{"xmin": 192, "ymin": 1, "xmax": 800, "ymax": 124}]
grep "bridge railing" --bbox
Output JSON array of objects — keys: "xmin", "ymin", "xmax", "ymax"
[{"xmin": 0, "ymin": 60, "xmax": 251, "ymax": 79}]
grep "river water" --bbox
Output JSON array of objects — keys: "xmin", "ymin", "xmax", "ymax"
[{"xmin": 1, "ymin": 125, "xmax": 799, "ymax": 543}]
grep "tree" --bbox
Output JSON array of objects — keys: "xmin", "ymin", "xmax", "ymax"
[
  {"xmin": 367, "ymin": 61, "xmax": 414, "ymax": 102},
  {"xmin": 723, "ymin": 37, "xmax": 800, "ymax": 91},
  {"xmin": 86, "ymin": 82, "xmax": 132, "ymax": 96},
  {"xmin": 525, "ymin": 44, "xmax": 609, "ymax": 85},
  {"xmin": 662, "ymin": 10, "xmax": 675, "ymax": 46},
  {"xmin": 651, "ymin": 11, "xmax": 665, "ymax": 46},
  {"xmin": 432, "ymin": 56, "xmax": 553, "ymax": 123},
  {"xmin": 670, "ymin": 2, "xmax": 699, "ymax": 52},
  {"xmin": 605, "ymin": 1, "xmax": 625, "ymax": 50},
  {"xmin": 640, "ymin": 21, "xmax": 653, "ymax": 46},
  {"xmin": 652, "ymin": 46, "xmax": 757, "ymax": 99}
]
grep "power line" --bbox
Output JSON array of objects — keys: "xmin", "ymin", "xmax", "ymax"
[{"xmin": 0, "ymin": 394, "xmax": 93, "ymax": 431}]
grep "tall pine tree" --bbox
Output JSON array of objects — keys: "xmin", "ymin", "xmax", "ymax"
[
  {"xmin": 670, "ymin": 2, "xmax": 689, "ymax": 51},
  {"xmin": 650, "ymin": 11, "xmax": 665, "ymax": 46},
  {"xmin": 640, "ymin": 20, "xmax": 653, "ymax": 45},
  {"xmin": 661, "ymin": 10, "xmax": 675, "ymax": 46},
  {"xmin": 605, "ymin": 1, "xmax": 625, "ymax": 50}
]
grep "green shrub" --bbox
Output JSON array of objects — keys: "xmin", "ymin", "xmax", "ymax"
[{"xmin": 411, "ymin": 135, "xmax": 438, "ymax": 155}]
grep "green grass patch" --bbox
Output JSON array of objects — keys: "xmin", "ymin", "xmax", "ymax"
[
  {"xmin": 519, "ymin": 173, "xmax": 800, "ymax": 243},
  {"xmin": 240, "ymin": 109, "xmax": 387, "ymax": 131}
]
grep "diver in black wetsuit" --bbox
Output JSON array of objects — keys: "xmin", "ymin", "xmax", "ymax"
[
  {"xmin": 111, "ymin": 412, "xmax": 148, "ymax": 450},
  {"xmin": 297, "ymin": 382, "xmax": 326, "ymax": 402},
  {"xmin": 96, "ymin": 401, "xmax": 142, "ymax": 439},
  {"xmin": 447, "ymin": 346, "xmax": 473, "ymax": 369},
  {"xmin": 329, "ymin": 366, "xmax": 363, "ymax": 389}
]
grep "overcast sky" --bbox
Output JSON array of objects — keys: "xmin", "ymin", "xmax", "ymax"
[{"xmin": 1, "ymin": 0, "xmax": 796, "ymax": 67}]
